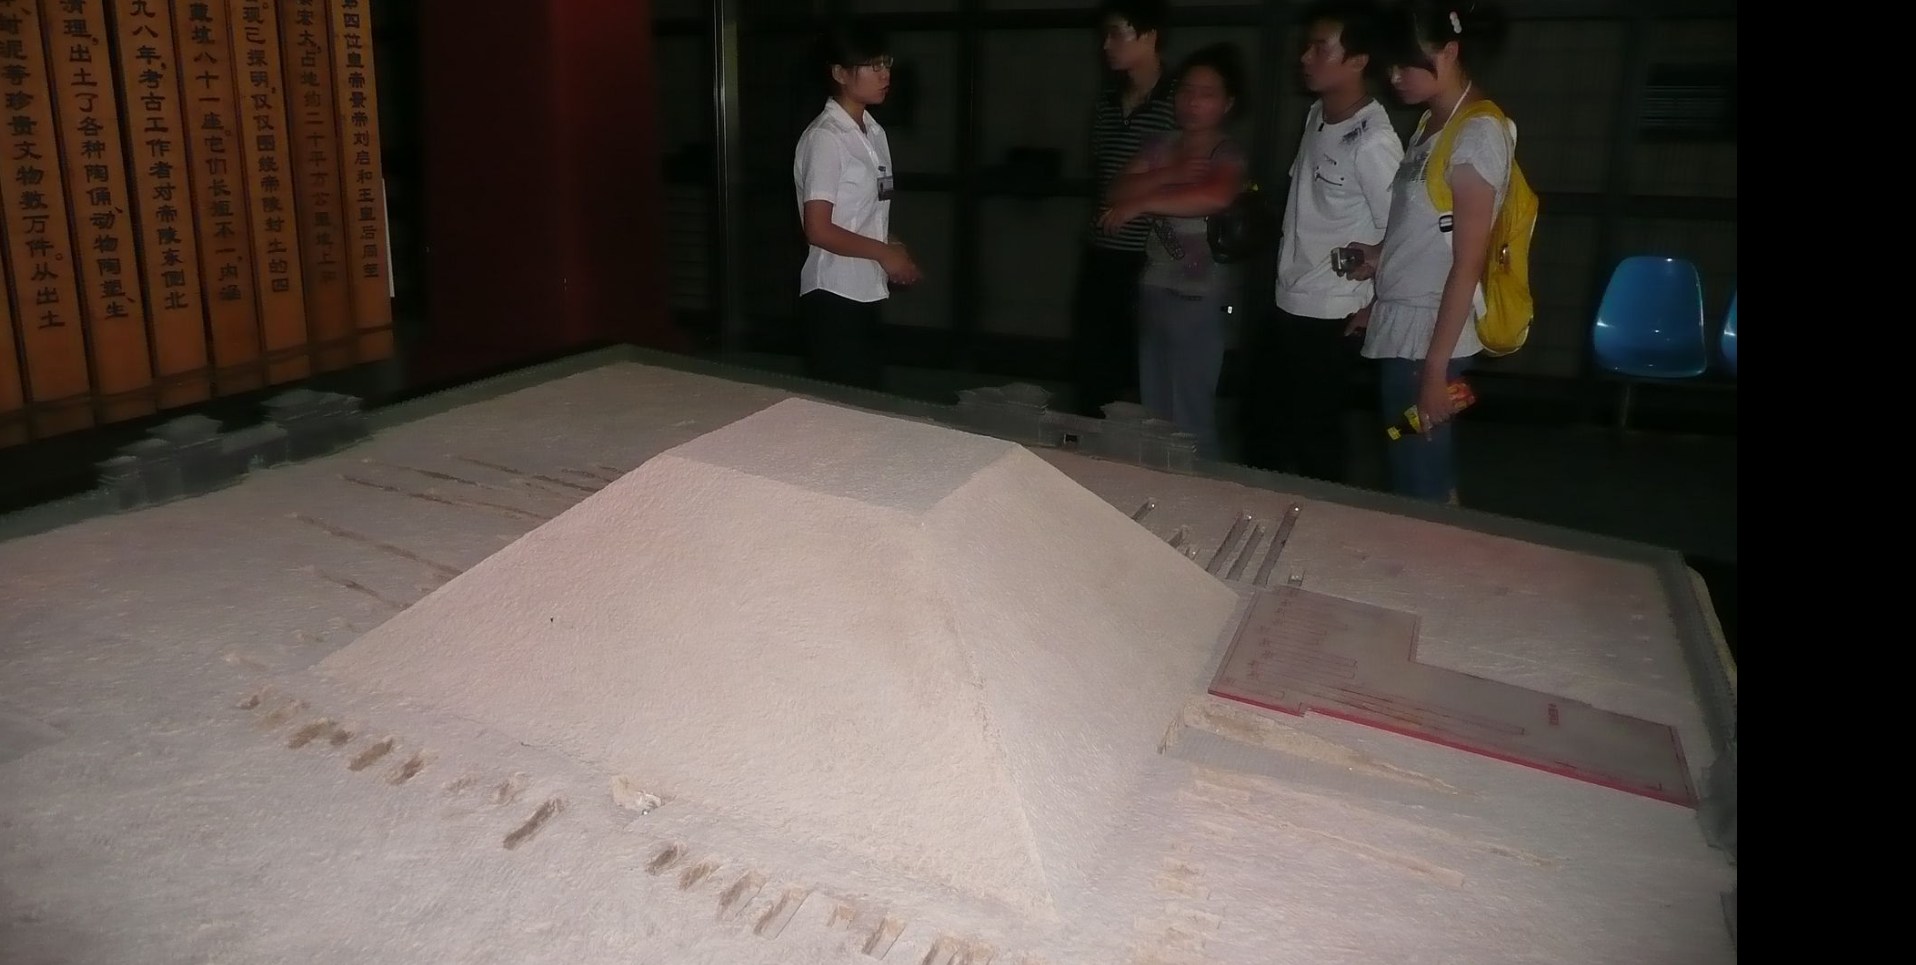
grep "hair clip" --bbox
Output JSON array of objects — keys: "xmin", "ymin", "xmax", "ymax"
[{"xmin": 1449, "ymin": 11, "xmax": 1463, "ymax": 33}]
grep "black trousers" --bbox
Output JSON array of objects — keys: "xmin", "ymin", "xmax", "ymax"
[
  {"xmin": 1069, "ymin": 244, "xmax": 1148, "ymax": 417},
  {"xmin": 1239, "ymin": 307, "xmax": 1364, "ymax": 483},
  {"xmin": 800, "ymin": 289, "xmax": 885, "ymax": 392}
]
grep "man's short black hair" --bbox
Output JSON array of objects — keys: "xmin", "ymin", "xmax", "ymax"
[
  {"xmin": 1298, "ymin": 0, "xmax": 1385, "ymax": 62},
  {"xmin": 1099, "ymin": 0, "xmax": 1169, "ymax": 46}
]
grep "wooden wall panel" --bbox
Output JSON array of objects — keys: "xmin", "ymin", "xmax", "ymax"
[
  {"xmin": 173, "ymin": 0, "xmax": 262, "ymax": 393},
  {"xmin": 48, "ymin": 0, "xmax": 155, "ymax": 424},
  {"xmin": 280, "ymin": 0, "xmax": 350, "ymax": 372},
  {"xmin": 328, "ymin": 0, "xmax": 388, "ymax": 362},
  {"xmin": 0, "ymin": 0, "xmax": 93, "ymax": 436},
  {"xmin": 110, "ymin": 0, "xmax": 211, "ymax": 409},
  {"xmin": 231, "ymin": 0, "xmax": 308, "ymax": 384},
  {"xmin": 0, "ymin": 247, "xmax": 22, "ymax": 447},
  {"xmin": 2, "ymin": 0, "xmax": 390, "ymax": 448},
  {"xmin": 0, "ymin": 0, "xmax": 20, "ymax": 445}
]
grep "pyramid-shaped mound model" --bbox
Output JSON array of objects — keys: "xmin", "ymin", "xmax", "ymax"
[{"xmin": 319, "ymin": 398, "xmax": 1240, "ymax": 914}]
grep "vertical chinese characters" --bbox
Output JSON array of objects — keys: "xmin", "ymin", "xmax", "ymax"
[
  {"xmin": 290, "ymin": 0, "xmax": 335, "ymax": 283},
  {"xmin": 124, "ymin": 0, "xmax": 196, "ymax": 314},
  {"xmin": 239, "ymin": 0, "xmax": 294, "ymax": 296},
  {"xmin": 49, "ymin": 0, "xmax": 155, "ymax": 417},
  {"xmin": 2, "ymin": 0, "xmax": 397, "ymax": 439},
  {"xmin": 330, "ymin": 0, "xmax": 389, "ymax": 360},
  {"xmin": 335, "ymin": 0, "xmax": 379, "ymax": 286},
  {"xmin": 58, "ymin": 1, "xmax": 139, "ymax": 326},
  {"xmin": 1, "ymin": 0, "xmax": 92, "ymax": 429},
  {"xmin": 172, "ymin": 0, "xmax": 260, "ymax": 387},
  {"xmin": 282, "ymin": 0, "xmax": 349, "ymax": 370},
  {"xmin": 111, "ymin": 0, "xmax": 213, "ymax": 407},
  {"xmin": 3, "ymin": 1, "xmax": 69, "ymax": 333},
  {"xmin": 186, "ymin": 0, "xmax": 244, "ymax": 304},
  {"xmin": 233, "ymin": 0, "xmax": 305, "ymax": 381}
]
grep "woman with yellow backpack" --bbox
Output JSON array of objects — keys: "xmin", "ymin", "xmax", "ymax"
[{"xmin": 1342, "ymin": 1, "xmax": 1533, "ymax": 505}]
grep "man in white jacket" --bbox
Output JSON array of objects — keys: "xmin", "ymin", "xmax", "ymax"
[{"xmin": 1240, "ymin": 0, "xmax": 1402, "ymax": 482}]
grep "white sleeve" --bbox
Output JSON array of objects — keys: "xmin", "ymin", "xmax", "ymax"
[
  {"xmin": 1447, "ymin": 116, "xmax": 1512, "ymax": 194},
  {"xmin": 1353, "ymin": 128, "xmax": 1403, "ymax": 230},
  {"xmin": 795, "ymin": 131, "xmax": 844, "ymax": 205}
]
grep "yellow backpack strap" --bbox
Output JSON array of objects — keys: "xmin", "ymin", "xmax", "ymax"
[{"xmin": 1423, "ymin": 100, "xmax": 1507, "ymax": 217}]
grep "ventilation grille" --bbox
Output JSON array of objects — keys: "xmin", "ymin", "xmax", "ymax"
[{"xmin": 1640, "ymin": 64, "xmax": 1737, "ymax": 142}]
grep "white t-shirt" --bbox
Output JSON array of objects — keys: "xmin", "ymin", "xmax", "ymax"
[
  {"xmin": 794, "ymin": 99, "xmax": 893, "ymax": 303},
  {"xmin": 1363, "ymin": 113, "xmax": 1515, "ymax": 361},
  {"xmin": 1275, "ymin": 99, "xmax": 1402, "ymax": 320}
]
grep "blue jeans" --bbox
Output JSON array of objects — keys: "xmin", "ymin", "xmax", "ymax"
[
  {"xmin": 1379, "ymin": 356, "xmax": 1467, "ymax": 503},
  {"xmin": 1137, "ymin": 285, "xmax": 1228, "ymax": 460}
]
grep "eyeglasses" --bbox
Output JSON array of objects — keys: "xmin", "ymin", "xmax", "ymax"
[{"xmin": 854, "ymin": 56, "xmax": 895, "ymax": 71}]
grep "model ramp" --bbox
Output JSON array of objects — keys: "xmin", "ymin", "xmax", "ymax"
[{"xmin": 319, "ymin": 397, "xmax": 1241, "ymax": 916}]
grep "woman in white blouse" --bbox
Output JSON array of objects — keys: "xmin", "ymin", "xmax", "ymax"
[{"xmin": 792, "ymin": 21, "xmax": 922, "ymax": 392}]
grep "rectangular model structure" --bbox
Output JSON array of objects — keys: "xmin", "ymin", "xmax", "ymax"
[
  {"xmin": 1209, "ymin": 585, "xmax": 1697, "ymax": 807},
  {"xmin": 0, "ymin": 355, "xmax": 1737, "ymax": 965}
]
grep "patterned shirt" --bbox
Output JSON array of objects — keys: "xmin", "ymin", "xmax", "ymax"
[
  {"xmin": 1088, "ymin": 74, "xmax": 1178, "ymax": 252},
  {"xmin": 1138, "ymin": 134, "xmax": 1248, "ymax": 297}
]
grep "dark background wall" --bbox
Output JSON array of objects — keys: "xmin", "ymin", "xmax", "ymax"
[
  {"xmin": 2, "ymin": 0, "xmax": 1737, "ymax": 527},
  {"xmin": 651, "ymin": 0, "xmax": 1737, "ymax": 391},
  {"xmin": 409, "ymin": 0, "xmax": 679, "ymax": 388}
]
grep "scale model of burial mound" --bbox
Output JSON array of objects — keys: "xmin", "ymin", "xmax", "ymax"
[{"xmin": 319, "ymin": 398, "xmax": 1241, "ymax": 916}]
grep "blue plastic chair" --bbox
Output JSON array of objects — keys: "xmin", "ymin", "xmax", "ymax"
[
  {"xmin": 1590, "ymin": 256, "xmax": 1708, "ymax": 428},
  {"xmin": 1719, "ymin": 294, "xmax": 1737, "ymax": 376}
]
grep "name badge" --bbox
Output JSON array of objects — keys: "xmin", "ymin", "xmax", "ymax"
[{"xmin": 877, "ymin": 173, "xmax": 895, "ymax": 201}]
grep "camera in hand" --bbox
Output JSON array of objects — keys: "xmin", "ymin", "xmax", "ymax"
[
  {"xmin": 1385, "ymin": 380, "xmax": 1477, "ymax": 440},
  {"xmin": 1330, "ymin": 245, "xmax": 1366, "ymax": 276}
]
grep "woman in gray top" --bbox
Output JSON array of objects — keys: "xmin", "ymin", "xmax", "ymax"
[
  {"xmin": 1344, "ymin": 2, "xmax": 1512, "ymax": 505},
  {"xmin": 1099, "ymin": 43, "xmax": 1249, "ymax": 461}
]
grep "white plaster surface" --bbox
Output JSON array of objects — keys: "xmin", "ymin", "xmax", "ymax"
[
  {"xmin": 0, "ymin": 362, "xmax": 1735, "ymax": 965},
  {"xmin": 318, "ymin": 397, "xmax": 1243, "ymax": 917}
]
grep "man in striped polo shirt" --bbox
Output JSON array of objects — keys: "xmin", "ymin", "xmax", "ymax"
[{"xmin": 1071, "ymin": 0, "xmax": 1178, "ymax": 417}]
